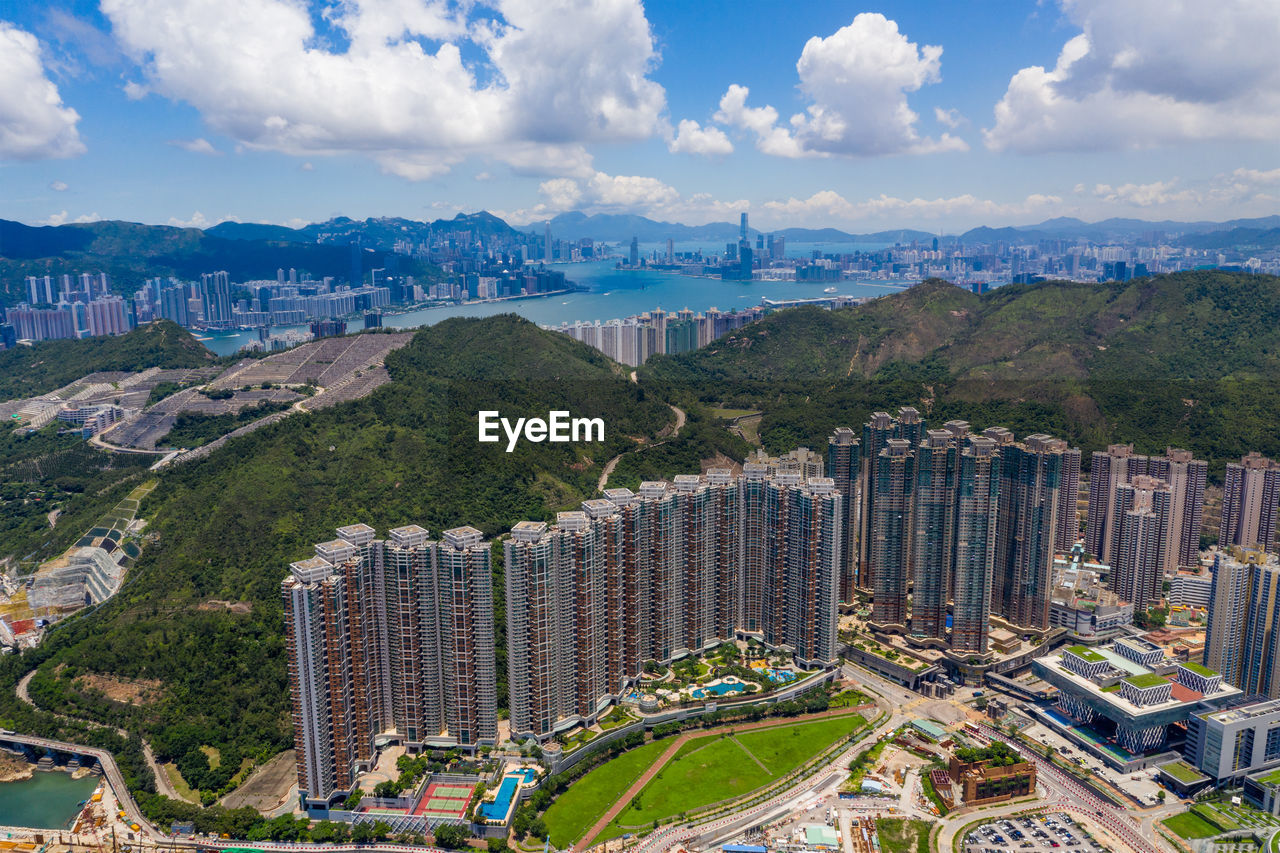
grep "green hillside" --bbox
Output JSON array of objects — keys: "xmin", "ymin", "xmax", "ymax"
[
  {"xmin": 0, "ymin": 314, "xmax": 745, "ymax": 814},
  {"xmin": 644, "ymin": 271, "xmax": 1280, "ymax": 477},
  {"xmin": 0, "ymin": 320, "xmax": 217, "ymax": 401}
]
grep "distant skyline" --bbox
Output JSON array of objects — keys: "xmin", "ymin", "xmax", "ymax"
[{"xmin": 2, "ymin": 1, "xmax": 1279, "ymax": 232}]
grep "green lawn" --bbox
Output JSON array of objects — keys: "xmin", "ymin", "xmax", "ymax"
[
  {"xmin": 604, "ymin": 714, "xmax": 866, "ymax": 838},
  {"xmin": 1163, "ymin": 811, "xmax": 1222, "ymax": 840},
  {"xmin": 542, "ymin": 739, "xmax": 669, "ymax": 848},
  {"xmin": 875, "ymin": 818, "xmax": 931, "ymax": 853}
]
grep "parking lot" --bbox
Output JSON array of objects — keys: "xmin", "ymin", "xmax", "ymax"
[{"xmin": 964, "ymin": 812, "xmax": 1106, "ymax": 853}]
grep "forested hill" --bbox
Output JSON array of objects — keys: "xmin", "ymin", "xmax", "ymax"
[
  {"xmin": 0, "ymin": 320, "xmax": 216, "ymax": 401},
  {"xmin": 0, "ymin": 314, "xmax": 745, "ymax": 808},
  {"xmin": 643, "ymin": 271, "xmax": 1280, "ymax": 385},
  {"xmin": 642, "ymin": 271, "xmax": 1280, "ymax": 479}
]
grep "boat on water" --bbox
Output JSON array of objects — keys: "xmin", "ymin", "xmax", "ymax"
[{"xmin": 823, "ymin": 286, "xmax": 837, "ymax": 293}]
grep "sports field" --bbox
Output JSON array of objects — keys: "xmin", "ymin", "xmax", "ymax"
[
  {"xmin": 543, "ymin": 740, "xmax": 669, "ymax": 848},
  {"xmin": 601, "ymin": 714, "xmax": 866, "ymax": 840},
  {"xmin": 412, "ymin": 782, "xmax": 473, "ymax": 819}
]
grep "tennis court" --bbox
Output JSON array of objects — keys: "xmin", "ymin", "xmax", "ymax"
[{"xmin": 412, "ymin": 782, "xmax": 474, "ymax": 819}]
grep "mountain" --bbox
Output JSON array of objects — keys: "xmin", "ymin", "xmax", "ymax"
[
  {"xmin": 0, "ymin": 319, "xmax": 217, "ymax": 401},
  {"xmin": 643, "ymin": 270, "xmax": 1280, "ymax": 476},
  {"xmin": 0, "ymin": 314, "xmax": 746, "ymax": 814},
  {"xmin": 529, "ymin": 211, "xmax": 745, "ymax": 243}
]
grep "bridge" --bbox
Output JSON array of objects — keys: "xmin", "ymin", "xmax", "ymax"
[{"xmin": 0, "ymin": 732, "xmax": 156, "ymax": 839}]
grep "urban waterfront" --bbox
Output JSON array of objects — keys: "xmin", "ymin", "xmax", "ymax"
[
  {"xmin": 0, "ymin": 771, "xmax": 99, "ymax": 829},
  {"xmin": 198, "ymin": 253, "xmax": 905, "ymax": 356}
]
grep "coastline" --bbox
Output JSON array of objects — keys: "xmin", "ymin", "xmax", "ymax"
[{"xmin": 0, "ymin": 753, "xmax": 32, "ymax": 784}]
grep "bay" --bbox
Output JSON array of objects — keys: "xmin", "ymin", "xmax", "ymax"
[{"xmin": 0, "ymin": 771, "xmax": 99, "ymax": 830}]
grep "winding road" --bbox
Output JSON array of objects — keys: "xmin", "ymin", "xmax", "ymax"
[{"xmin": 597, "ymin": 403, "xmax": 687, "ymax": 491}]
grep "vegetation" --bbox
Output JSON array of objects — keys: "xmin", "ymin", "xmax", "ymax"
[
  {"xmin": 952, "ymin": 741, "xmax": 1022, "ymax": 767},
  {"xmin": 875, "ymin": 818, "xmax": 932, "ymax": 853},
  {"xmin": 1162, "ymin": 811, "xmax": 1222, "ymax": 840},
  {"xmin": 542, "ymin": 739, "xmax": 669, "ymax": 847},
  {"xmin": 604, "ymin": 715, "xmax": 865, "ymax": 838},
  {"xmin": 162, "ymin": 401, "xmax": 291, "ymax": 448},
  {"xmin": 642, "ymin": 271, "xmax": 1280, "ymax": 482},
  {"xmin": 0, "ymin": 320, "xmax": 215, "ymax": 401}
]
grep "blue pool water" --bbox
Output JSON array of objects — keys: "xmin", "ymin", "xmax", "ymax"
[
  {"xmin": 512, "ymin": 767, "xmax": 538, "ymax": 783},
  {"xmin": 767, "ymin": 669, "xmax": 796, "ymax": 683},
  {"xmin": 692, "ymin": 682, "xmax": 746, "ymax": 699},
  {"xmin": 478, "ymin": 776, "xmax": 519, "ymax": 821}
]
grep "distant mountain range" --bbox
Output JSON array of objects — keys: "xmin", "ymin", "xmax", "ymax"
[{"xmin": 3, "ymin": 209, "xmax": 1278, "ymax": 308}]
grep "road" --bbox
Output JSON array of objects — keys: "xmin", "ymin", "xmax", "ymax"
[
  {"xmin": 14, "ymin": 668, "xmax": 187, "ymax": 804},
  {"xmin": 596, "ymin": 403, "xmax": 687, "ymax": 492}
]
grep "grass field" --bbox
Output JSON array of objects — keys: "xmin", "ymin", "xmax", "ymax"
[
  {"xmin": 603, "ymin": 714, "xmax": 866, "ymax": 839},
  {"xmin": 1163, "ymin": 811, "xmax": 1222, "ymax": 840},
  {"xmin": 542, "ymin": 739, "xmax": 669, "ymax": 848},
  {"xmin": 875, "ymin": 818, "xmax": 931, "ymax": 853}
]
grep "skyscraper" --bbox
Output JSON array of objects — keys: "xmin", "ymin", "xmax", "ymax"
[
  {"xmin": 870, "ymin": 438, "xmax": 914, "ymax": 628},
  {"xmin": 629, "ymin": 236, "xmax": 639, "ymax": 267},
  {"xmin": 504, "ymin": 467, "xmax": 840, "ymax": 741},
  {"xmin": 1220, "ymin": 453, "xmax": 1280, "ymax": 553},
  {"xmin": 1087, "ymin": 445, "xmax": 1206, "ymax": 567},
  {"xmin": 283, "ymin": 524, "xmax": 497, "ymax": 807},
  {"xmin": 1085, "ymin": 444, "xmax": 1140, "ymax": 563},
  {"xmin": 1206, "ymin": 547, "xmax": 1280, "ymax": 698},
  {"xmin": 951, "ymin": 437, "xmax": 1001, "ymax": 654},
  {"xmin": 992, "ymin": 434, "xmax": 1068, "ymax": 630},
  {"xmin": 827, "ymin": 428, "xmax": 861, "ymax": 605},
  {"xmin": 859, "ymin": 408, "xmax": 926, "ymax": 592},
  {"xmin": 1056, "ymin": 444, "xmax": 1082, "ymax": 553},
  {"xmin": 911, "ymin": 430, "xmax": 957, "ymax": 640},
  {"xmin": 740, "ymin": 212, "xmax": 748, "ymax": 241},
  {"xmin": 1109, "ymin": 475, "xmax": 1172, "ymax": 612}
]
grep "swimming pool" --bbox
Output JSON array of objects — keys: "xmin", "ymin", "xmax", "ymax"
[
  {"xmin": 478, "ymin": 776, "xmax": 519, "ymax": 821},
  {"xmin": 691, "ymin": 682, "xmax": 746, "ymax": 699}
]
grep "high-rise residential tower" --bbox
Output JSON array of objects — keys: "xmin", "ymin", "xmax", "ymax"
[
  {"xmin": 992, "ymin": 434, "xmax": 1068, "ymax": 630},
  {"xmin": 1205, "ymin": 547, "xmax": 1280, "ymax": 698},
  {"xmin": 870, "ymin": 438, "xmax": 914, "ymax": 628},
  {"xmin": 827, "ymin": 427, "xmax": 861, "ymax": 604},
  {"xmin": 1109, "ymin": 475, "xmax": 1172, "ymax": 612},
  {"xmin": 951, "ymin": 437, "xmax": 1001, "ymax": 654},
  {"xmin": 283, "ymin": 524, "xmax": 497, "ymax": 807},
  {"xmin": 1220, "ymin": 453, "xmax": 1280, "ymax": 553},
  {"xmin": 911, "ymin": 430, "xmax": 957, "ymax": 640}
]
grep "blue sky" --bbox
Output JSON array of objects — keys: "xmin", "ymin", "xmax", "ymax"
[{"xmin": 2, "ymin": 0, "xmax": 1278, "ymax": 232}]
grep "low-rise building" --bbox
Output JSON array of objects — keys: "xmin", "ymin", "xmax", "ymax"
[{"xmin": 947, "ymin": 743, "xmax": 1037, "ymax": 805}]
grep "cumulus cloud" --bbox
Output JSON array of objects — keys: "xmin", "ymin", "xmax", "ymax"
[
  {"xmin": 49, "ymin": 180, "xmax": 69, "ymax": 192},
  {"xmin": 170, "ymin": 137, "xmax": 219, "ymax": 155},
  {"xmin": 1085, "ymin": 170, "xmax": 1280, "ymax": 214},
  {"xmin": 0, "ymin": 22, "xmax": 85, "ymax": 161},
  {"xmin": 985, "ymin": 0, "xmax": 1280, "ymax": 153},
  {"xmin": 42, "ymin": 210, "xmax": 99, "ymax": 226},
  {"xmin": 102, "ymin": 0, "xmax": 667, "ymax": 178},
  {"xmin": 761, "ymin": 190, "xmax": 1062, "ymax": 225},
  {"xmin": 668, "ymin": 119, "xmax": 733, "ymax": 156},
  {"xmin": 712, "ymin": 14, "xmax": 965, "ymax": 158},
  {"xmin": 934, "ymin": 107, "xmax": 965, "ymax": 129},
  {"xmin": 300, "ymin": 161, "xmax": 315, "ymax": 172},
  {"xmin": 498, "ymin": 170, "xmax": 747, "ymax": 223},
  {"xmin": 1092, "ymin": 180, "xmax": 1196, "ymax": 207},
  {"xmin": 167, "ymin": 211, "xmax": 215, "ymax": 229}
]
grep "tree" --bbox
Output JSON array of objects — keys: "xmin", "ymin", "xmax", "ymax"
[
  {"xmin": 487, "ymin": 838, "xmax": 511, "ymax": 853},
  {"xmin": 434, "ymin": 823, "xmax": 471, "ymax": 849}
]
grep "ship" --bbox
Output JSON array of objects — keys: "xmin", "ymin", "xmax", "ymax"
[{"xmin": 823, "ymin": 286, "xmax": 837, "ymax": 293}]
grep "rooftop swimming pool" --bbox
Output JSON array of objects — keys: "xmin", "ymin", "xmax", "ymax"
[
  {"xmin": 478, "ymin": 776, "xmax": 518, "ymax": 821},
  {"xmin": 691, "ymin": 682, "xmax": 746, "ymax": 699}
]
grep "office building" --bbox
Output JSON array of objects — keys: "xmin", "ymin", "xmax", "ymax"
[
  {"xmin": 283, "ymin": 524, "xmax": 497, "ymax": 808},
  {"xmin": 1221, "ymin": 453, "xmax": 1280, "ymax": 553},
  {"xmin": 505, "ymin": 468, "xmax": 841, "ymax": 742},
  {"xmin": 1206, "ymin": 547, "xmax": 1280, "ymax": 698},
  {"xmin": 1185, "ymin": 698, "xmax": 1280, "ymax": 783}
]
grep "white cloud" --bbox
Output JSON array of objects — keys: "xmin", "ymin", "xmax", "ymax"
[
  {"xmin": 934, "ymin": 107, "xmax": 965, "ymax": 129},
  {"xmin": 42, "ymin": 210, "xmax": 99, "ymax": 226},
  {"xmin": 122, "ymin": 80, "xmax": 148, "ymax": 100},
  {"xmin": 300, "ymin": 161, "xmax": 314, "ymax": 172},
  {"xmin": 498, "ymin": 170, "xmax": 747, "ymax": 224},
  {"xmin": 985, "ymin": 0, "xmax": 1280, "ymax": 153},
  {"xmin": 668, "ymin": 119, "xmax": 733, "ymax": 156},
  {"xmin": 102, "ymin": 0, "xmax": 667, "ymax": 179},
  {"xmin": 167, "ymin": 211, "xmax": 215, "ymax": 229},
  {"xmin": 761, "ymin": 191, "xmax": 1062, "ymax": 226},
  {"xmin": 49, "ymin": 180, "xmax": 69, "ymax": 192},
  {"xmin": 1083, "ymin": 170, "xmax": 1280, "ymax": 215},
  {"xmin": 712, "ymin": 14, "xmax": 965, "ymax": 158},
  {"xmin": 0, "ymin": 22, "xmax": 85, "ymax": 161},
  {"xmin": 170, "ymin": 137, "xmax": 219, "ymax": 155},
  {"xmin": 1092, "ymin": 180, "xmax": 1196, "ymax": 207}
]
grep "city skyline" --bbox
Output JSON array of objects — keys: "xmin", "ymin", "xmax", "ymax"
[{"xmin": 1, "ymin": 2, "xmax": 1278, "ymax": 231}]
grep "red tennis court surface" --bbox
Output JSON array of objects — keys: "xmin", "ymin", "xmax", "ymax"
[{"xmin": 412, "ymin": 782, "xmax": 474, "ymax": 818}]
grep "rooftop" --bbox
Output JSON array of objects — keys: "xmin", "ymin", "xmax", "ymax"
[
  {"xmin": 1180, "ymin": 661, "xmax": 1217, "ymax": 677},
  {"xmin": 1067, "ymin": 645, "xmax": 1106, "ymax": 663},
  {"xmin": 1159, "ymin": 760, "xmax": 1209, "ymax": 784},
  {"xmin": 1123, "ymin": 673, "xmax": 1170, "ymax": 690}
]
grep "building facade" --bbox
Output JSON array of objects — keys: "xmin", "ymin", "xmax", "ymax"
[{"xmin": 282, "ymin": 524, "xmax": 497, "ymax": 808}]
